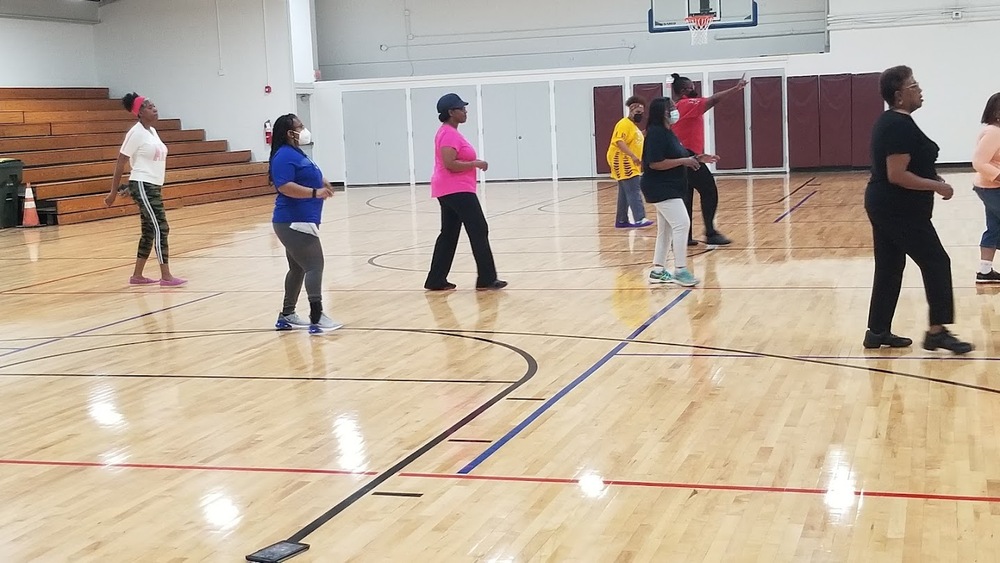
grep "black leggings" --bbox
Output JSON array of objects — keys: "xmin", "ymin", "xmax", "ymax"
[
  {"xmin": 866, "ymin": 209, "xmax": 954, "ymax": 332},
  {"xmin": 426, "ymin": 192, "xmax": 497, "ymax": 287},
  {"xmin": 273, "ymin": 223, "xmax": 324, "ymax": 317},
  {"xmin": 684, "ymin": 161, "xmax": 720, "ymax": 238}
]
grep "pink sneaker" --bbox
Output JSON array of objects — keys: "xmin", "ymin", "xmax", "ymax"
[
  {"xmin": 129, "ymin": 276, "xmax": 158, "ymax": 285},
  {"xmin": 160, "ymin": 277, "xmax": 187, "ymax": 287}
]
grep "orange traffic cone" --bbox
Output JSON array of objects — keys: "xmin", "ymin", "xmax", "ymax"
[{"xmin": 20, "ymin": 183, "xmax": 39, "ymax": 228}]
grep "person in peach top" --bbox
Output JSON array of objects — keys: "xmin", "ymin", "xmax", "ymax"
[{"xmin": 972, "ymin": 92, "xmax": 1000, "ymax": 283}]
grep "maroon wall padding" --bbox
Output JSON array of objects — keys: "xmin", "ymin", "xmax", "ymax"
[
  {"xmin": 851, "ymin": 73, "xmax": 884, "ymax": 168},
  {"xmin": 787, "ymin": 76, "xmax": 821, "ymax": 168},
  {"xmin": 750, "ymin": 76, "xmax": 784, "ymax": 169},
  {"xmin": 712, "ymin": 78, "xmax": 747, "ymax": 170},
  {"xmin": 594, "ymin": 85, "xmax": 624, "ymax": 175},
  {"xmin": 632, "ymin": 83, "xmax": 663, "ymax": 131},
  {"xmin": 819, "ymin": 74, "xmax": 853, "ymax": 167}
]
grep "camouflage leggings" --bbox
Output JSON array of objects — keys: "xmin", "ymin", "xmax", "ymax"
[{"xmin": 127, "ymin": 181, "xmax": 170, "ymax": 264}]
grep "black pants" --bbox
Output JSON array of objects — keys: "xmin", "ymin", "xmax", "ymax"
[
  {"xmin": 684, "ymin": 159, "xmax": 720, "ymax": 239},
  {"xmin": 866, "ymin": 208, "xmax": 954, "ymax": 332},
  {"xmin": 426, "ymin": 192, "xmax": 497, "ymax": 287}
]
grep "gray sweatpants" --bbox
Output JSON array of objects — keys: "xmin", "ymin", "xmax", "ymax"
[{"xmin": 273, "ymin": 223, "xmax": 324, "ymax": 315}]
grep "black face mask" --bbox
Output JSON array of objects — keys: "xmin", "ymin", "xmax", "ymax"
[{"xmin": 632, "ymin": 113, "xmax": 644, "ymax": 123}]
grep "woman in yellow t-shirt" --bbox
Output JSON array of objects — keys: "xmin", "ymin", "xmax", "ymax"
[{"xmin": 606, "ymin": 96, "xmax": 652, "ymax": 229}]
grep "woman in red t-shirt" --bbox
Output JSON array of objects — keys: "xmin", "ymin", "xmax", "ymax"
[{"xmin": 670, "ymin": 73, "xmax": 746, "ymax": 248}]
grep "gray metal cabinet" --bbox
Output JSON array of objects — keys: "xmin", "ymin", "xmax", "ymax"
[
  {"xmin": 342, "ymin": 89, "xmax": 410, "ymax": 185},
  {"xmin": 481, "ymin": 82, "xmax": 552, "ymax": 181},
  {"xmin": 555, "ymin": 79, "xmax": 610, "ymax": 178}
]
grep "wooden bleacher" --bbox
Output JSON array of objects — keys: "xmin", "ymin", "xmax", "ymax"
[{"xmin": 0, "ymin": 87, "xmax": 272, "ymax": 225}]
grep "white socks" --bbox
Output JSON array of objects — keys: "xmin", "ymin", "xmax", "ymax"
[{"xmin": 980, "ymin": 260, "xmax": 993, "ymax": 275}]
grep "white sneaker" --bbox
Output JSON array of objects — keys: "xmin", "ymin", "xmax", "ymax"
[
  {"xmin": 275, "ymin": 312, "xmax": 310, "ymax": 330},
  {"xmin": 317, "ymin": 313, "xmax": 343, "ymax": 331}
]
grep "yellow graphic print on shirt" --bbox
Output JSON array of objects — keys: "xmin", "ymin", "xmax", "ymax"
[{"xmin": 607, "ymin": 117, "xmax": 643, "ymax": 181}]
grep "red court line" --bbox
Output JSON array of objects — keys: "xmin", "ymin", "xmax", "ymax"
[
  {"xmin": 398, "ymin": 472, "xmax": 1000, "ymax": 503},
  {"xmin": 2, "ymin": 458, "xmax": 999, "ymax": 504}
]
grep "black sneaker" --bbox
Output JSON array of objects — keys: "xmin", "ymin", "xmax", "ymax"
[
  {"xmin": 705, "ymin": 233, "xmax": 732, "ymax": 247},
  {"xmin": 688, "ymin": 238, "xmax": 699, "ymax": 247},
  {"xmin": 425, "ymin": 282, "xmax": 457, "ymax": 291},
  {"xmin": 923, "ymin": 329, "xmax": 974, "ymax": 355},
  {"xmin": 476, "ymin": 279, "xmax": 508, "ymax": 290},
  {"xmin": 976, "ymin": 269, "xmax": 1000, "ymax": 284},
  {"xmin": 863, "ymin": 330, "xmax": 913, "ymax": 349}
]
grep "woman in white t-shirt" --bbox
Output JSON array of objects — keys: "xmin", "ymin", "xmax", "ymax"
[{"xmin": 105, "ymin": 92, "xmax": 185, "ymax": 286}]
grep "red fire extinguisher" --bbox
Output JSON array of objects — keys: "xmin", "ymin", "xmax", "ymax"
[{"xmin": 264, "ymin": 120, "xmax": 272, "ymax": 145}]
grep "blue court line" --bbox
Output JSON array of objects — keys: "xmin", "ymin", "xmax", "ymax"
[
  {"xmin": 457, "ymin": 289, "xmax": 692, "ymax": 475},
  {"xmin": 617, "ymin": 352, "xmax": 1000, "ymax": 361},
  {"xmin": 773, "ymin": 190, "xmax": 818, "ymax": 223},
  {"xmin": 0, "ymin": 293, "xmax": 223, "ymax": 361}
]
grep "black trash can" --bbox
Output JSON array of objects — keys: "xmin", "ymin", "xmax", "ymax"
[{"xmin": 0, "ymin": 158, "xmax": 23, "ymax": 228}]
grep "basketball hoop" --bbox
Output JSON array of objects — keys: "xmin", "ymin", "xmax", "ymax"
[{"xmin": 685, "ymin": 14, "xmax": 715, "ymax": 45}]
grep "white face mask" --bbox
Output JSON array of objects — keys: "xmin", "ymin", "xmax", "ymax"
[
  {"xmin": 668, "ymin": 109, "xmax": 681, "ymax": 125},
  {"xmin": 296, "ymin": 127, "xmax": 312, "ymax": 145}
]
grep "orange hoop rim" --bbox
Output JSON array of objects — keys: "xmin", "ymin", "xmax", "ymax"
[{"xmin": 684, "ymin": 14, "xmax": 716, "ymax": 29}]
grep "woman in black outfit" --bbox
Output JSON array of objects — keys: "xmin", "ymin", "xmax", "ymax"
[{"xmin": 863, "ymin": 65, "xmax": 972, "ymax": 354}]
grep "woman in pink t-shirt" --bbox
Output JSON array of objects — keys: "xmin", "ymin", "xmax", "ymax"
[{"xmin": 424, "ymin": 93, "xmax": 506, "ymax": 291}]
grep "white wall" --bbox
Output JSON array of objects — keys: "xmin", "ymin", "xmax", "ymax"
[
  {"xmin": 0, "ymin": 17, "xmax": 97, "ymax": 87},
  {"xmin": 289, "ymin": 0, "xmax": 316, "ymax": 84},
  {"xmin": 314, "ymin": 0, "xmax": 827, "ymax": 80},
  {"xmin": 310, "ymin": 0, "xmax": 1000, "ymax": 184},
  {"xmin": 93, "ymin": 0, "xmax": 296, "ymax": 162}
]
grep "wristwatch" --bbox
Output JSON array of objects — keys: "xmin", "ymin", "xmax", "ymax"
[{"xmin": 311, "ymin": 188, "xmax": 317, "ymax": 198}]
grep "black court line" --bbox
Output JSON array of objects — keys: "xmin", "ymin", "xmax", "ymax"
[
  {"xmin": 0, "ymin": 293, "xmax": 223, "ymax": 361},
  {"xmin": 537, "ymin": 177, "xmax": 818, "ymax": 215},
  {"xmin": 427, "ymin": 328, "xmax": 1000, "ymax": 396},
  {"xmin": 488, "ymin": 187, "xmax": 606, "ymax": 219},
  {"xmin": 447, "ymin": 438, "xmax": 493, "ymax": 444},
  {"xmin": 0, "ymin": 372, "xmax": 518, "ymax": 384},
  {"xmin": 273, "ymin": 329, "xmax": 538, "ymax": 546},
  {"xmin": 779, "ymin": 177, "xmax": 816, "ymax": 202},
  {"xmin": 0, "ymin": 328, "xmax": 521, "ymax": 386},
  {"xmin": 1, "ymin": 263, "xmax": 130, "ymax": 294},
  {"xmin": 370, "ymin": 492, "xmax": 423, "ymax": 498},
  {"xmin": 505, "ymin": 397, "xmax": 547, "ymax": 401}
]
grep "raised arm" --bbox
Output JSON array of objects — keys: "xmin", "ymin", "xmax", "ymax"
[{"xmin": 704, "ymin": 78, "xmax": 748, "ymax": 110}]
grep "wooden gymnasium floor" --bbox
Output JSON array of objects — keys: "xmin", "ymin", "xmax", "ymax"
[{"xmin": 1, "ymin": 170, "xmax": 999, "ymax": 562}]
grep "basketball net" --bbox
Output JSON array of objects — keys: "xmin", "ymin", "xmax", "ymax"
[{"xmin": 685, "ymin": 14, "xmax": 714, "ymax": 45}]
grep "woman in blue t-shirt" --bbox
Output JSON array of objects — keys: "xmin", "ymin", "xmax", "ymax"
[{"xmin": 269, "ymin": 113, "xmax": 341, "ymax": 335}]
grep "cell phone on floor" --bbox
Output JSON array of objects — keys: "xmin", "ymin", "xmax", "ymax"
[{"xmin": 246, "ymin": 541, "xmax": 310, "ymax": 563}]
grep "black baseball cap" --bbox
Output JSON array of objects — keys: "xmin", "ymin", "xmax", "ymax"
[{"xmin": 436, "ymin": 93, "xmax": 469, "ymax": 113}]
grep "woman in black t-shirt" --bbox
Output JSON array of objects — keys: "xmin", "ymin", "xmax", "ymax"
[
  {"xmin": 640, "ymin": 97, "xmax": 718, "ymax": 287},
  {"xmin": 863, "ymin": 65, "xmax": 972, "ymax": 354}
]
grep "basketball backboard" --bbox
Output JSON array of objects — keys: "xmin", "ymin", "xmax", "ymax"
[{"xmin": 649, "ymin": 0, "xmax": 758, "ymax": 33}]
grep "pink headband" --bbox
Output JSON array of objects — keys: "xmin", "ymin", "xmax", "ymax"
[{"xmin": 131, "ymin": 96, "xmax": 146, "ymax": 116}]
